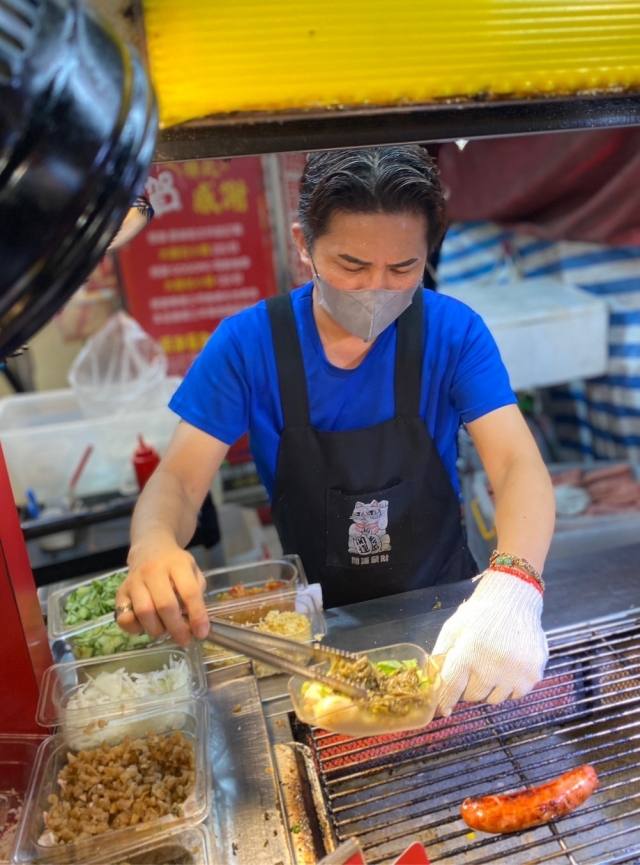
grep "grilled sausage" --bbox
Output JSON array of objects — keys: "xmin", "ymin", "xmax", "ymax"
[{"xmin": 461, "ymin": 765, "xmax": 599, "ymax": 834}]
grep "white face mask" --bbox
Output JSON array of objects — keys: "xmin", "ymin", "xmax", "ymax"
[{"xmin": 313, "ymin": 270, "xmax": 422, "ymax": 342}]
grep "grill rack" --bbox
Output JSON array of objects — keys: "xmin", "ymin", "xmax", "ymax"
[{"xmin": 295, "ymin": 610, "xmax": 640, "ymax": 865}]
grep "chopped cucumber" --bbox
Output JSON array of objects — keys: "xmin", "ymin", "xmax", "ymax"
[
  {"xmin": 63, "ymin": 572, "xmax": 127, "ymax": 625},
  {"xmin": 69, "ymin": 621, "xmax": 151, "ymax": 658}
]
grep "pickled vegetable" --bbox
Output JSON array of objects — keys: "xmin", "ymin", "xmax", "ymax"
[
  {"xmin": 70, "ymin": 621, "xmax": 151, "ymax": 659},
  {"xmin": 63, "ymin": 572, "xmax": 127, "ymax": 626}
]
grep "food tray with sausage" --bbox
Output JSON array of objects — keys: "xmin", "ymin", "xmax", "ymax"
[
  {"xmin": 13, "ymin": 697, "xmax": 211, "ymax": 865},
  {"xmin": 290, "ymin": 610, "xmax": 640, "ymax": 865}
]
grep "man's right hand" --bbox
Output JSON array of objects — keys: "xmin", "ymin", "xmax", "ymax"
[{"xmin": 115, "ymin": 538, "xmax": 210, "ymax": 647}]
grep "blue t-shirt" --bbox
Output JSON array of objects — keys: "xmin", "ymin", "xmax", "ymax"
[{"xmin": 169, "ymin": 283, "xmax": 516, "ymax": 499}]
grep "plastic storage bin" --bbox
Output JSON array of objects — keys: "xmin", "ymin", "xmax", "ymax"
[
  {"xmin": 289, "ymin": 643, "xmax": 442, "ymax": 737},
  {"xmin": 0, "ymin": 378, "xmax": 181, "ymax": 506},
  {"xmin": 13, "ymin": 698, "xmax": 210, "ymax": 864},
  {"xmin": 37, "ymin": 643, "xmax": 206, "ymax": 750},
  {"xmin": 439, "ymin": 277, "xmax": 608, "ymax": 392},
  {"xmin": 0, "ymin": 735, "xmax": 48, "ymax": 863}
]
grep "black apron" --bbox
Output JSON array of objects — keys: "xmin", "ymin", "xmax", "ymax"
[{"xmin": 267, "ymin": 290, "xmax": 476, "ymax": 609}]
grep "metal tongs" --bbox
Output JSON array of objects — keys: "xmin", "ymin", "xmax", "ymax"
[{"xmin": 205, "ymin": 617, "xmax": 372, "ymax": 701}]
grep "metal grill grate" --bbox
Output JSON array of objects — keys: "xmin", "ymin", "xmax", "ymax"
[{"xmin": 302, "ymin": 610, "xmax": 640, "ymax": 865}]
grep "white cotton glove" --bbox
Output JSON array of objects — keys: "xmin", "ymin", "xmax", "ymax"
[{"xmin": 431, "ymin": 570, "xmax": 548, "ymax": 717}]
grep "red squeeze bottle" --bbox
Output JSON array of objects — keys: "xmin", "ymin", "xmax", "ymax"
[{"xmin": 132, "ymin": 435, "xmax": 160, "ymax": 491}]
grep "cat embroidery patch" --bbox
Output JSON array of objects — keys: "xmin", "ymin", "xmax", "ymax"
[{"xmin": 348, "ymin": 500, "xmax": 391, "ymax": 558}]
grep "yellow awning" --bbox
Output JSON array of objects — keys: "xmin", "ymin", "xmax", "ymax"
[{"xmin": 143, "ymin": 1, "xmax": 640, "ymax": 128}]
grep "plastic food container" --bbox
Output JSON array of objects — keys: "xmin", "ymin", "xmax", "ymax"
[
  {"xmin": 0, "ymin": 735, "xmax": 48, "ymax": 863},
  {"xmin": 203, "ymin": 594, "xmax": 326, "ymax": 674},
  {"xmin": 12, "ymin": 698, "xmax": 211, "ymax": 865},
  {"xmin": 37, "ymin": 643, "xmax": 207, "ymax": 750},
  {"xmin": 87, "ymin": 824, "xmax": 215, "ymax": 864},
  {"xmin": 289, "ymin": 644, "xmax": 442, "ymax": 738},
  {"xmin": 51, "ymin": 621, "xmax": 154, "ymax": 663},
  {"xmin": 203, "ymin": 555, "xmax": 306, "ymax": 607},
  {"xmin": 49, "ymin": 556, "xmax": 307, "ymax": 646},
  {"xmin": 47, "ymin": 568, "xmax": 129, "ymax": 642}
]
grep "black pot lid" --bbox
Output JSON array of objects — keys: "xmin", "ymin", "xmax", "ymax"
[{"xmin": 0, "ymin": 0, "xmax": 158, "ymax": 359}]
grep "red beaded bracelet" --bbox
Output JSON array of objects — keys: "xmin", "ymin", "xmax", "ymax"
[{"xmin": 490, "ymin": 564, "xmax": 544, "ymax": 595}]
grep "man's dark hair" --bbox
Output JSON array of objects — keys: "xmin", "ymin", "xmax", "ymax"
[{"xmin": 298, "ymin": 146, "xmax": 446, "ymax": 253}]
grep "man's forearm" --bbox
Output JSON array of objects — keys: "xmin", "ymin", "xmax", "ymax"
[
  {"xmin": 492, "ymin": 454, "xmax": 555, "ymax": 574},
  {"xmin": 130, "ymin": 468, "xmax": 201, "ymax": 551}
]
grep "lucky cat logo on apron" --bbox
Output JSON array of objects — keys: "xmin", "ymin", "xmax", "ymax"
[{"xmin": 348, "ymin": 500, "xmax": 391, "ymax": 558}]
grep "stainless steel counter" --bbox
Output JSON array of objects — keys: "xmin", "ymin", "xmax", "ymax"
[{"xmin": 207, "ymin": 542, "xmax": 640, "ymax": 864}]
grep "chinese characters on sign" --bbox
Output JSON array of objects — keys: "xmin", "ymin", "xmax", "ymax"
[{"xmin": 117, "ymin": 157, "xmax": 278, "ymax": 378}]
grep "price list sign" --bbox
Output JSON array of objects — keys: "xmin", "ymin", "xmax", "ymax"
[{"xmin": 118, "ymin": 156, "xmax": 278, "ymax": 377}]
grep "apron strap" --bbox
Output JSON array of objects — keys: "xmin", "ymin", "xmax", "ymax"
[
  {"xmin": 267, "ymin": 294, "xmax": 311, "ymax": 428},
  {"xmin": 395, "ymin": 288, "xmax": 424, "ymax": 417}
]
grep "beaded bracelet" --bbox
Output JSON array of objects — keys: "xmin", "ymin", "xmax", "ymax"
[
  {"xmin": 490, "ymin": 550, "xmax": 545, "ymax": 590},
  {"xmin": 489, "ymin": 564, "xmax": 544, "ymax": 595}
]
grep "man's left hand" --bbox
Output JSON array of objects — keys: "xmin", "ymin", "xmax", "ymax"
[{"xmin": 431, "ymin": 569, "xmax": 548, "ymax": 717}]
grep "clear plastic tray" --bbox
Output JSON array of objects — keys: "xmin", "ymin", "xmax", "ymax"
[
  {"xmin": 51, "ymin": 620, "xmax": 155, "ymax": 663},
  {"xmin": 202, "ymin": 555, "xmax": 306, "ymax": 606},
  {"xmin": 37, "ymin": 643, "xmax": 207, "ymax": 750},
  {"xmin": 48, "ymin": 556, "xmax": 307, "ymax": 643},
  {"xmin": 13, "ymin": 698, "xmax": 210, "ymax": 865},
  {"xmin": 0, "ymin": 735, "xmax": 48, "ymax": 864},
  {"xmin": 289, "ymin": 643, "xmax": 442, "ymax": 737},
  {"xmin": 47, "ymin": 568, "xmax": 129, "ymax": 641},
  {"xmin": 203, "ymin": 594, "xmax": 326, "ymax": 674},
  {"xmin": 86, "ymin": 824, "xmax": 215, "ymax": 865}
]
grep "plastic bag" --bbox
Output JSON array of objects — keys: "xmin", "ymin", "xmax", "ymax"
[{"xmin": 68, "ymin": 312, "xmax": 168, "ymax": 418}]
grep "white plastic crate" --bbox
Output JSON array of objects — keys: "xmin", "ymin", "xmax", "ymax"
[
  {"xmin": 439, "ymin": 277, "xmax": 609, "ymax": 391},
  {"xmin": 0, "ymin": 379, "xmax": 181, "ymax": 506}
]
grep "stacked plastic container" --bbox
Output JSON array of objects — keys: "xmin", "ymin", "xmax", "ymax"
[
  {"xmin": 26, "ymin": 555, "xmax": 316, "ymax": 863},
  {"xmin": 47, "ymin": 555, "xmax": 312, "ymax": 663},
  {"xmin": 12, "ymin": 641, "xmax": 213, "ymax": 863},
  {"xmin": 0, "ymin": 735, "xmax": 47, "ymax": 864},
  {"xmin": 199, "ymin": 557, "xmax": 326, "ymax": 675}
]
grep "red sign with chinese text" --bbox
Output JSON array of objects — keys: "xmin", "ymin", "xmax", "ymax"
[{"xmin": 117, "ymin": 157, "xmax": 278, "ymax": 378}]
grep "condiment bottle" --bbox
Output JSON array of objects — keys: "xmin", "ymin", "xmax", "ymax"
[{"xmin": 132, "ymin": 435, "xmax": 160, "ymax": 491}]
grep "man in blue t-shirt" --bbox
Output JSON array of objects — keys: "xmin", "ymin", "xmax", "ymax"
[{"xmin": 116, "ymin": 146, "xmax": 555, "ymax": 717}]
